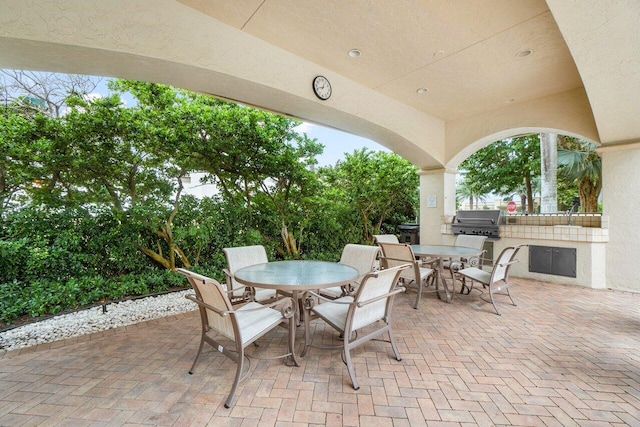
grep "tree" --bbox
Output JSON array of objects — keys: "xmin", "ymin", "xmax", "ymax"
[
  {"xmin": 0, "ymin": 109, "xmax": 44, "ymax": 214},
  {"xmin": 0, "ymin": 69, "xmax": 100, "ymax": 118},
  {"xmin": 459, "ymin": 135, "xmax": 540, "ymax": 213},
  {"xmin": 320, "ymin": 149, "xmax": 418, "ymax": 242},
  {"xmin": 31, "ymin": 93, "xmax": 174, "ymax": 210},
  {"xmin": 111, "ymin": 79, "xmax": 324, "ymax": 260},
  {"xmin": 557, "ymin": 137, "xmax": 601, "ymax": 212},
  {"xmin": 456, "ymin": 172, "xmax": 487, "ymax": 209}
]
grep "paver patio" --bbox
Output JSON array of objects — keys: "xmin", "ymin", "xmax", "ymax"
[{"xmin": 1, "ymin": 277, "xmax": 640, "ymax": 426}]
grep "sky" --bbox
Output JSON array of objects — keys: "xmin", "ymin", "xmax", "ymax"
[{"xmin": 294, "ymin": 122, "xmax": 388, "ymax": 167}]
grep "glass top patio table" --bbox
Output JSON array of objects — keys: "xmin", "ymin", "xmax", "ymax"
[
  {"xmin": 234, "ymin": 260, "xmax": 359, "ymax": 333},
  {"xmin": 410, "ymin": 244, "xmax": 484, "ymax": 302},
  {"xmin": 234, "ymin": 260, "xmax": 359, "ymax": 291}
]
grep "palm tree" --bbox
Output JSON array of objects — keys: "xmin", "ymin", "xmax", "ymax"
[
  {"xmin": 539, "ymin": 132, "xmax": 558, "ymax": 213},
  {"xmin": 557, "ymin": 138, "xmax": 601, "ymax": 212},
  {"xmin": 456, "ymin": 173, "xmax": 486, "ymax": 210}
]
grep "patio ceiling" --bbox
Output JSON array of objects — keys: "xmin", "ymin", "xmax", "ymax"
[
  {"xmin": 0, "ymin": 1, "xmax": 638, "ymax": 169},
  {"xmin": 182, "ymin": 0, "xmax": 578, "ymax": 122}
]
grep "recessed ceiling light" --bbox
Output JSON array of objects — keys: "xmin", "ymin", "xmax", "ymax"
[
  {"xmin": 516, "ymin": 49, "xmax": 533, "ymax": 58},
  {"xmin": 416, "ymin": 87, "xmax": 428, "ymax": 94},
  {"xmin": 348, "ymin": 49, "xmax": 361, "ymax": 58}
]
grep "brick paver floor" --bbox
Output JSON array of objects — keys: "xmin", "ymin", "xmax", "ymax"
[{"xmin": 1, "ymin": 277, "xmax": 640, "ymax": 426}]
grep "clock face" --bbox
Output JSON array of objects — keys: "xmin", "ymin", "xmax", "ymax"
[{"xmin": 313, "ymin": 76, "xmax": 331, "ymax": 100}]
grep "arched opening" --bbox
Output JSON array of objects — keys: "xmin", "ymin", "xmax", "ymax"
[{"xmin": 450, "ymin": 131, "xmax": 601, "ymax": 216}]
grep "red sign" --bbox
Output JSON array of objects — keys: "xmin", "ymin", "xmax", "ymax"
[{"xmin": 507, "ymin": 200, "xmax": 517, "ymax": 212}]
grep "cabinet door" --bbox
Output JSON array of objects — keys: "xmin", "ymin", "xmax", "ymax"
[
  {"xmin": 529, "ymin": 246, "xmax": 576, "ymax": 278},
  {"xmin": 529, "ymin": 246, "xmax": 552, "ymax": 274},
  {"xmin": 551, "ymin": 247, "xmax": 576, "ymax": 278}
]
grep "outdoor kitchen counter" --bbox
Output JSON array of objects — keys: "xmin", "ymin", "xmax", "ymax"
[{"xmin": 439, "ymin": 221, "xmax": 608, "ymax": 289}]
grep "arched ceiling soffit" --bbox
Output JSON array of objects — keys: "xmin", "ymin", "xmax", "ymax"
[
  {"xmin": 546, "ymin": 0, "xmax": 640, "ymax": 145},
  {"xmin": 0, "ymin": 0, "xmax": 443, "ymax": 169},
  {"xmin": 443, "ymin": 87, "xmax": 600, "ymax": 171}
]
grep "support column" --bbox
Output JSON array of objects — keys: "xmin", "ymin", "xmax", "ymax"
[
  {"xmin": 418, "ymin": 168, "xmax": 457, "ymax": 244},
  {"xmin": 600, "ymin": 142, "xmax": 640, "ymax": 292}
]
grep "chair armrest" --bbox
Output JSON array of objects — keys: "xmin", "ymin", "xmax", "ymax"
[
  {"xmin": 356, "ymin": 287, "xmax": 406, "ymax": 308},
  {"xmin": 498, "ymin": 259, "xmax": 520, "ymax": 268},
  {"xmin": 458, "ymin": 249, "xmax": 487, "ymax": 269},
  {"xmin": 186, "ymin": 294, "xmax": 227, "ymax": 316},
  {"xmin": 303, "ymin": 290, "xmax": 353, "ymax": 304},
  {"xmin": 186, "ymin": 294, "xmax": 294, "ymax": 317},
  {"xmin": 379, "ymin": 256, "xmax": 416, "ymax": 267}
]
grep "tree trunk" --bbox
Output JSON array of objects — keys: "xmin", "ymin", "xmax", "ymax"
[
  {"xmin": 540, "ymin": 133, "xmax": 558, "ymax": 213},
  {"xmin": 579, "ymin": 177, "xmax": 601, "ymax": 212},
  {"xmin": 525, "ymin": 175, "xmax": 534, "ymax": 213}
]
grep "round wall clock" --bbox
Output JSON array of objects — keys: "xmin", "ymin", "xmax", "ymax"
[{"xmin": 312, "ymin": 75, "xmax": 332, "ymax": 100}]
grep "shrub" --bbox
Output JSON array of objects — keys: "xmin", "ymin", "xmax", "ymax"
[{"xmin": 0, "ymin": 270, "xmax": 188, "ymax": 326}]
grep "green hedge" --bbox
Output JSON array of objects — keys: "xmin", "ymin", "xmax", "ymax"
[{"xmin": 0, "ymin": 270, "xmax": 190, "ymax": 325}]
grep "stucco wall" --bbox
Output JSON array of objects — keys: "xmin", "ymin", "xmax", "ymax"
[
  {"xmin": 492, "ymin": 238, "xmax": 606, "ymax": 289},
  {"xmin": 602, "ymin": 146, "xmax": 640, "ymax": 292},
  {"xmin": 419, "ymin": 170, "xmax": 456, "ymax": 244}
]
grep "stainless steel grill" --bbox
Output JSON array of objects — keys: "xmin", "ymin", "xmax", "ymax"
[{"xmin": 451, "ymin": 210, "xmax": 502, "ymax": 239}]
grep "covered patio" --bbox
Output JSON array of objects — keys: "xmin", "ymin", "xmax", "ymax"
[
  {"xmin": 1, "ymin": 2, "xmax": 640, "ymax": 425},
  {"xmin": 2, "ymin": 278, "xmax": 639, "ymax": 426}
]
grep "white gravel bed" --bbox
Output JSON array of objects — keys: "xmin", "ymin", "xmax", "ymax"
[{"xmin": 0, "ymin": 290, "xmax": 197, "ymax": 352}]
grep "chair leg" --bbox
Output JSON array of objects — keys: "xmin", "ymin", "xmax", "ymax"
[
  {"xmin": 413, "ymin": 280, "xmax": 422, "ymax": 309},
  {"xmin": 488, "ymin": 287, "xmax": 501, "ymax": 316},
  {"xmin": 188, "ymin": 333, "xmax": 206, "ymax": 374},
  {"xmin": 388, "ymin": 327, "xmax": 402, "ymax": 362},
  {"xmin": 225, "ymin": 345, "xmax": 244, "ymax": 408},
  {"xmin": 343, "ymin": 337, "xmax": 359, "ymax": 390},
  {"xmin": 488, "ymin": 281, "xmax": 517, "ymax": 316},
  {"xmin": 464, "ymin": 278, "xmax": 476, "ymax": 295},
  {"xmin": 449, "ymin": 268, "xmax": 460, "ymax": 293},
  {"xmin": 505, "ymin": 280, "xmax": 517, "ymax": 307}
]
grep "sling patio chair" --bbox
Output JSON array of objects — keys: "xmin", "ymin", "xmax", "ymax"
[
  {"xmin": 373, "ymin": 234, "xmax": 400, "ymax": 244},
  {"xmin": 456, "ymin": 244, "xmax": 526, "ymax": 315},
  {"xmin": 378, "ymin": 242, "xmax": 435, "ymax": 309},
  {"xmin": 223, "ymin": 245, "xmax": 278, "ymax": 303},
  {"xmin": 301, "ymin": 264, "xmax": 409, "ymax": 390},
  {"xmin": 442, "ymin": 234, "xmax": 488, "ymax": 294},
  {"xmin": 320, "ymin": 244, "xmax": 381, "ymax": 299},
  {"xmin": 176, "ymin": 268, "xmax": 298, "ymax": 408}
]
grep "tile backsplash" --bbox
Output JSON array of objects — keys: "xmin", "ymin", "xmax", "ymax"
[{"xmin": 504, "ymin": 213, "xmax": 603, "ymax": 228}]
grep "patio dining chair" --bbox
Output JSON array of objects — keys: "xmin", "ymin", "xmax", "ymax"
[
  {"xmin": 443, "ymin": 235, "xmax": 487, "ymax": 294},
  {"xmin": 175, "ymin": 268, "xmax": 298, "ymax": 408},
  {"xmin": 373, "ymin": 234, "xmax": 400, "ymax": 244},
  {"xmin": 223, "ymin": 245, "xmax": 278, "ymax": 303},
  {"xmin": 378, "ymin": 242, "xmax": 435, "ymax": 309},
  {"xmin": 301, "ymin": 264, "xmax": 409, "ymax": 390},
  {"xmin": 320, "ymin": 244, "xmax": 381, "ymax": 299},
  {"xmin": 456, "ymin": 244, "xmax": 526, "ymax": 315}
]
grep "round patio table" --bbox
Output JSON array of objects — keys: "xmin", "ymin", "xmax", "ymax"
[
  {"xmin": 235, "ymin": 260, "xmax": 359, "ymax": 329},
  {"xmin": 411, "ymin": 244, "xmax": 484, "ymax": 303}
]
